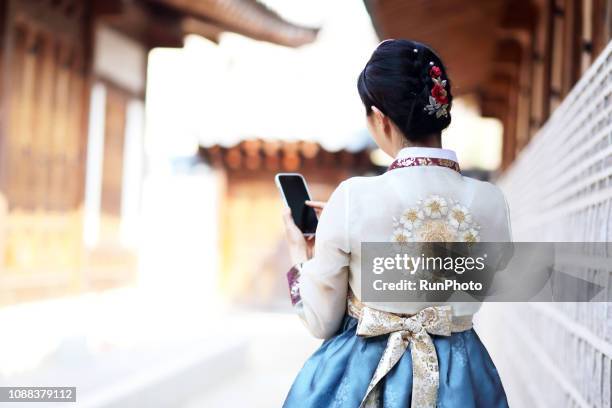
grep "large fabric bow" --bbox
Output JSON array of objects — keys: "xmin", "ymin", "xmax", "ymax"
[{"xmin": 355, "ymin": 305, "xmax": 453, "ymax": 408}]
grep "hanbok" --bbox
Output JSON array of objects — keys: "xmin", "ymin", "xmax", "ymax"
[{"xmin": 283, "ymin": 147, "xmax": 511, "ymax": 408}]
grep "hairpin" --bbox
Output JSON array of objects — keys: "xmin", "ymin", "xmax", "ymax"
[{"xmin": 424, "ymin": 64, "xmax": 449, "ymax": 118}]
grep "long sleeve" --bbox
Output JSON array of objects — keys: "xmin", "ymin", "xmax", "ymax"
[{"xmin": 286, "ymin": 181, "xmax": 350, "ymax": 339}]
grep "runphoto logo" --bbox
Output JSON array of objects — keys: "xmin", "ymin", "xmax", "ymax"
[
  {"xmin": 372, "ymin": 253, "xmax": 487, "ymax": 275},
  {"xmin": 373, "ymin": 279, "xmax": 484, "ymax": 292}
]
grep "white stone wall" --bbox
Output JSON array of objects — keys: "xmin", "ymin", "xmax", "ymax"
[{"xmin": 477, "ymin": 40, "xmax": 612, "ymax": 407}]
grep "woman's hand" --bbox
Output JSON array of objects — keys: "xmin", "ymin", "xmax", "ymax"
[
  {"xmin": 283, "ymin": 209, "xmax": 311, "ymax": 264},
  {"xmin": 282, "ymin": 201, "xmax": 325, "ymax": 265}
]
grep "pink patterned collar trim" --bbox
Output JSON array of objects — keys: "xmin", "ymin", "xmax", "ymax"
[{"xmin": 388, "ymin": 156, "xmax": 461, "ymax": 173}]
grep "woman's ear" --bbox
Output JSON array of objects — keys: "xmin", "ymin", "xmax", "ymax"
[
  {"xmin": 371, "ymin": 105, "xmax": 385, "ymax": 121},
  {"xmin": 371, "ymin": 106, "xmax": 392, "ymax": 138}
]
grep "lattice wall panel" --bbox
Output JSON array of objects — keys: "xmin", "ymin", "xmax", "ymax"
[{"xmin": 479, "ymin": 40, "xmax": 612, "ymax": 407}]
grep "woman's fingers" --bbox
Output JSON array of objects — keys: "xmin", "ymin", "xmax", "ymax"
[
  {"xmin": 283, "ymin": 209, "xmax": 303, "ymax": 239},
  {"xmin": 306, "ymin": 200, "xmax": 325, "ymax": 217},
  {"xmin": 282, "ymin": 209, "xmax": 309, "ymax": 264},
  {"xmin": 305, "ymin": 200, "xmax": 326, "ymax": 209}
]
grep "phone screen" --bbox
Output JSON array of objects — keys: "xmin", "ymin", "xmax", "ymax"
[{"xmin": 277, "ymin": 174, "xmax": 318, "ymax": 234}]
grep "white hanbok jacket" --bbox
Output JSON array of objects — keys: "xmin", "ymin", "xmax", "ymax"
[{"xmin": 288, "ymin": 147, "xmax": 512, "ymax": 339}]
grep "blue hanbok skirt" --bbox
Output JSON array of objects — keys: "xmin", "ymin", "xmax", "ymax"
[{"xmin": 283, "ymin": 314, "xmax": 508, "ymax": 408}]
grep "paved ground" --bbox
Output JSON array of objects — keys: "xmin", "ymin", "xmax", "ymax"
[
  {"xmin": 0, "ymin": 290, "xmax": 527, "ymax": 408},
  {"xmin": 183, "ymin": 312, "xmax": 320, "ymax": 408},
  {"xmin": 0, "ymin": 289, "xmax": 320, "ymax": 408}
]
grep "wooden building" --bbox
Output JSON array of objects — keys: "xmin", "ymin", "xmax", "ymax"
[
  {"xmin": 0, "ymin": 0, "xmax": 317, "ymax": 304},
  {"xmin": 199, "ymin": 139, "xmax": 377, "ymax": 304},
  {"xmin": 365, "ymin": 0, "xmax": 612, "ymax": 168},
  {"xmin": 364, "ymin": 1, "xmax": 612, "ymax": 406}
]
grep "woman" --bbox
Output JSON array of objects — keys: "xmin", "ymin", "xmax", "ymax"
[{"xmin": 282, "ymin": 40, "xmax": 511, "ymax": 408}]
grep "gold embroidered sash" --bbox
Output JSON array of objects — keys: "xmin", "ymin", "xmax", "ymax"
[{"xmin": 347, "ymin": 294, "xmax": 473, "ymax": 408}]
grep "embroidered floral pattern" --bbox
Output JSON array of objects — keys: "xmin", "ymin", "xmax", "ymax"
[
  {"xmin": 448, "ymin": 204, "xmax": 473, "ymax": 230},
  {"xmin": 462, "ymin": 228, "xmax": 479, "ymax": 243},
  {"xmin": 450, "ymin": 333, "xmax": 469, "ymax": 367},
  {"xmin": 423, "ymin": 195, "xmax": 448, "ymax": 219},
  {"xmin": 388, "ymin": 157, "xmax": 460, "ymax": 173},
  {"xmin": 391, "ymin": 195, "xmax": 480, "ymax": 243},
  {"xmin": 400, "ymin": 207, "xmax": 424, "ymax": 230},
  {"xmin": 390, "ymin": 228, "xmax": 411, "ymax": 243},
  {"xmin": 287, "ymin": 264, "xmax": 302, "ymax": 306}
]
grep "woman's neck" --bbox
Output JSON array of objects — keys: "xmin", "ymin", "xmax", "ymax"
[{"xmin": 392, "ymin": 134, "xmax": 442, "ymax": 156}]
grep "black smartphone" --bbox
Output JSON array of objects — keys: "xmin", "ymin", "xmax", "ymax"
[{"xmin": 275, "ymin": 173, "xmax": 318, "ymax": 236}]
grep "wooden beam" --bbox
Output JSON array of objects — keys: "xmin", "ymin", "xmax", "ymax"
[
  {"xmin": 97, "ymin": 1, "xmax": 184, "ymax": 49},
  {"xmin": 364, "ymin": 0, "xmax": 509, "ymax": 95},
  {"xmin": 91, "ymin": 0, "xmax": 123, "ymax": 17},
  {"xmin": 150, "ymin": 0, "xmax": 318, "ymax": 47},
  {"xmin": 499, "ymin": 0, "xmax": 538, "ymax": 31},
  {"xmin": 181, "ymin": 17, "xmax": 222, "ymax": 43}
]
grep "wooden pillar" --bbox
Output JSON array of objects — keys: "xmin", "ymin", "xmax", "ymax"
[
  {"xmin": 34, "ymin": 34, "xmax": 56, "ymax": 210},
  {"xmin": 550, "ymin": 0, "xmax": 565, "ymax": 111},
  {"xmin": 580, "ymin": 0, "xmax": 594, "ymax": 73},
  {"xmin": 50, "ymin": 44, "xmax": 73, "ymax": 210},
  {"xmin": 495, "ymin": 0, "xmax": 538, "ymax": 166},
  {"xmin": 562, "ymin": 0, "xmax": 582, "ymax": 95},
  {"xmin": 100, "ymin": 85, "xmax": 127, "ymax": 219},
  {"xmin": 515, "ymin": 44, "xmax": 534, "ymax": 155},
  {"xmin": 529, "ymin": 0, "xmax": 554, "ymax": 138},
  {"xmin": 1, "ymin": 0, "xmax": 91, "ymax": 212},
  {"xmin": 591, "ymin": 0, "xmax": 611, "ymax": 57},
  {"xmin": 504, "ymin": 82, "xmax": 519, "ymax": 168},
  {"xmin": 0, "ymin": 0, "xmax": 93, "ymax": 302}
]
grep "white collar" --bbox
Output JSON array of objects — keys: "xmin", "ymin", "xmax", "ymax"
[{"xmin": 396, "ymin": 147, "xmax": 458, "ymax": 162}]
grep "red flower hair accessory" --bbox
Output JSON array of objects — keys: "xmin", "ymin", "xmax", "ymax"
[
  {"xmin": 424, "ymin": 63, "xmax": 449, "ymax": 118},
  {"xmin": 429, "ymin": 66, "xmax": 442, "ymax": 78}
]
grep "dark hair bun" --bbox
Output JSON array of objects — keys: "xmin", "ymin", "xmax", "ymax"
[{"xmin": 357, "ymin": 39, "xmax": 452, "ymax": 141}]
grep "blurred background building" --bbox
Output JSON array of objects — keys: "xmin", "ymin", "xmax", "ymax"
[{"xmin": 0, "ymin": 0, "xmax": 610, "ymax": 407}]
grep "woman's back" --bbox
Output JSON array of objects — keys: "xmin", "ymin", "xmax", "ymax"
[
  {"xmin": 306, "ymin": 148, "xmax": 511, "ymax": 322},
  {"xmin": 343, "ymin": 148, "xmax": 512, "ymax": 315}
]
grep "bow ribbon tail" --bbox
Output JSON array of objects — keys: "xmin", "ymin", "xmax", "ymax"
[
  {"xmin": 355, "ymin": 306, "xmax": 452, "ymax": 408},
  {"xmin": 359, "ymin": 331, "xmax": 408, "ymax": 408},
  {"xmin": 359, "ymin": 329, "xmax": 440, "ymax": 408},
  {"xmin": 409, "ymin": 329, "xmax": 440, "ymax": 408}
]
